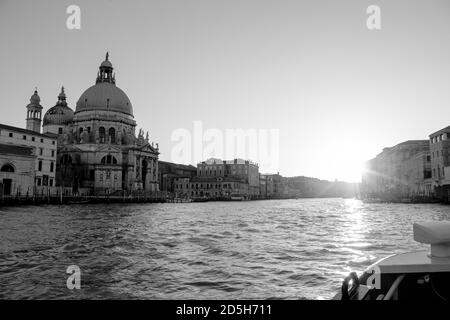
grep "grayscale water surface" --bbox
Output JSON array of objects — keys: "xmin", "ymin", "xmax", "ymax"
[{"xmin": 1, "ymin": 199, "xmax": 448, "ymax": 299}]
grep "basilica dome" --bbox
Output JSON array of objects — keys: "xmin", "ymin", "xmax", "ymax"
[
  {"xmin": 75, "ymin": 53, "xmax": 134, "ymax": 117},
  {"xmin": 43, "ymin": 87, "xmax": 74, "ymax": 125}
]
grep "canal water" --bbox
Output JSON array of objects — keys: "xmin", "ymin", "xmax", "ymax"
[{"xmin": 1, "ymin": 199, "xmax": 449, "ymax": 299}]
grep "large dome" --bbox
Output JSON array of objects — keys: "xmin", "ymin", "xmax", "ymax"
[
  {"xmin": 75, "ymin": 53, "xmax": 134, "ymax": 116},
  {"xmin": 75, "ymin": 82, "xmax": 133, "ymax": 116}
]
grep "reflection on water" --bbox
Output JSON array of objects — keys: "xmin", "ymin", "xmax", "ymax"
[{"xmin": 0, "ymin": 199, "xmax": 448, "ymax": 299}]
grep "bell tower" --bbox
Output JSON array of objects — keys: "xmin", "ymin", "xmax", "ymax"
[{"xmin": 26, "ymin": 89, "xmax": 43, "ymax": 133}]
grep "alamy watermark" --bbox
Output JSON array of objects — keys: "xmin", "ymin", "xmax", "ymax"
[
  {"xmin": 66, "ymin": 4, "xmax": 381, "ymax": 31},
  {"xmin": 66, "ymin": 5, "xmax": 81, "ymax": 30},
  {"xmin": 366, "ymin": 5, "xmax": 381, "ymax": 30},
  {"xmin": 66, "ymin": 265, "xmax": 81, "ymax": 290},
  {"xmin": 171, "ymin": 121, "xmax": 280, "ymax": 173}
]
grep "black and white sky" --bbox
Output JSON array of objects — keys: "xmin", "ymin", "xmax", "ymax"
[{"xmin": 1, "ymin": 0, "xmax": 449, "ymax": 181}]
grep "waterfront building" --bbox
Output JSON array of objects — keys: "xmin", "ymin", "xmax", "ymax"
[
  {"xmin": 402, "ymin": 151, "xmax": 432, "ymax": 197},
  {"xmin": 196, "ymin": 158, "xmax": 260, "ymax": 197},
  {"xmin": 186, "ymin": 176, "xmax": 252, "ymax": 199},
  {"xmin": 265, "ymin": 173, "xmax": 283, "ymax": 198},
  {"xmin": 259, "ymin": 174, "xmax": 267, "ymax": 199},
  {"xmin": 259, "ymin": 173, "xmax": 275, "ymax": 199},
  {"xmin": 158, "ymin": 161, "xmax": 197, "ymax": 194},
  {"xmin": 0, "ymin": 144, "xmax": 35, "ymax": 197},
  {"xmin": 173, "ymin": 158, "xmax": 260, "ymax": 199},
  {"xmin": 429, "ymin": 126, "xmax": 450, "ymax": 199},
  {"xmin": 172, "ymin": 177, "xmax": 191, "ymax": 198},
  {"xmin": 41, "ymin": 53, "xmax": 160, "ymax": 195},
  {"xmin": 362, "ymin": 140, "xmax": 430, "ymax": 200},
  {"xmin": 0, "ymin": 90, "xmax": 58, "ymax": 196}
]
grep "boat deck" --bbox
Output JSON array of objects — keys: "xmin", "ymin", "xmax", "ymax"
[{"xmin": 373, "ymin": 250, "xmax": 450, "ymax": 274}]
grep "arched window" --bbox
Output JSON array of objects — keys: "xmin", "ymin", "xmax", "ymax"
[
  {"xmin": 101, "ymin": 155, "xmax": 117, "ymax": 165},
  {"xmin": 60, "ymin": 154, "xmax": 72, "ymax": 165},
  {"xmin": 1, "ymin": 164, "xmax": 14, "ymax": 172},
  {"xmin": 108, "ymin": 127, "xmax": 116, "ymax": 143},
  {"xmin": 99, "ymin": 127, "xmax": 106, "ymax": 143}
]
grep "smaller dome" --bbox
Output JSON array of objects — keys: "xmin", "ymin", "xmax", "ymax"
[
  {"xmin": 43, "ymin": 87, "xmax": 74, "ymax": 126},
  {"xmin": 43, "ymin": 106, "xmax": 74, "ymax": 125}
]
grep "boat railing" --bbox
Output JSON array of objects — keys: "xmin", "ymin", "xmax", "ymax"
[{"xmin": 382, "ymin": 274, "xmax": 405, "ymax": 300}]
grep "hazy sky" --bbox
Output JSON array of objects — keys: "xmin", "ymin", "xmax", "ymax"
[{"xmin": 1, "ymin": 0, "xmax": 450, "ymax": 182}]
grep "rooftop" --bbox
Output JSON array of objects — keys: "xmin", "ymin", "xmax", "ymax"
[
  {"xmin": 0, "ymin": 123, "xmax": 57, "ymax": 139},
  {"xmin": 429, "ymin": 126, "xmax": 450, "ymax": 138},
  {"xmin": 200, "ymin": 158, "xmax": 258, "ymax": 166}
]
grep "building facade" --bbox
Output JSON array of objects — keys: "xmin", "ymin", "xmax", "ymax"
[
  {"xmin": 40, "ymin": 53, "xmax": 160, "ymax": 195},
  {"xmin": 173, "ymin": 158, "xmax": 260, "ymax": 199},
  {"xmin": 259, "ymin": 173, "xmax": 275, "ymax": 199},
  {"xmin": 0, "ymin": 144, "xmax": 35, "ymax": 197},
  {"xmin": 0, "ymin": 91, "xmax": 58, "ymax": 196},
  {"xmin": 429, "ymin": 126, "xmax": 450, "ymax": 200},
  {"xmin": 361, "ymin": 140, "xmax": 431, "ymax": 200},
  {"xmin": 158, "ymin": 161, "xmax": 197, "ymax": 193},
  {"xmin": 196, "ymin": 158, "xmax": 260, "ymax": 197}
]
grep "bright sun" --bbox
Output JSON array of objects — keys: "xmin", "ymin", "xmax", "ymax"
[{"xmin": 338, "ymin": 161, "xmax": 364, "ymax": 183}]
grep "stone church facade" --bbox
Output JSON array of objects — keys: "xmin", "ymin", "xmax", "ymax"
[{"xmin": 42, "ymin": 53, "xmax": 159, "ymax": 194}]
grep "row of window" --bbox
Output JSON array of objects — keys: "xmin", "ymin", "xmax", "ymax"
[
  {"xmin": 198, "ymin": 169, "xmax": 249, "ymax": 176},
  {"xmin": 78, "ymin": 126, "xmax": 117, "ymax": 143},
  {"xmin": 36, "ymin": 177, "xmax": 54, "ymax": 187},
  {"xmin": 6, "ymin": 132, "xmax": 56, "ymax": 145},
  {"xmin": 37, "ymin": 160, "xmax": 55, "ymax": 173},
  {"xmin": 432, "ymin": 167, "xmax": 445, "ymax": 178},
  {"xmin": 431, "ymin": 133, "xmax": 449, "ymax": 144},
  {"xmin": 189, "ymin": 191, "xmax": 221, "ymax": 196},
  {"xmin": 432, "ymin": 150, "xmax": 445, "ymax": 158},
  {"xmin": 36, "ymin": 148, "xmax": 56, "ymax": 157},
  {"xmin": 27, "ymin": 110, "xmax": 42, "ymax": 119},
  {"xmin": 175, "ymin": 182, "xmax": 240, "ymax": 190}
]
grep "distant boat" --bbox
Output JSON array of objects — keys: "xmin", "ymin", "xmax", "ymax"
[
  {"xmin": 230, "ymin": 194, "xmax": 245, "ymax": 201},
  {"xmin": 67, "ymin": 200, "xmax": 90, "ymax": 204}
]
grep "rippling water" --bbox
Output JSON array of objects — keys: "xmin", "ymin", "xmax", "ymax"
[{"xmin": 1, "ymin": 198, "xmax": 450, "ymax": 299}]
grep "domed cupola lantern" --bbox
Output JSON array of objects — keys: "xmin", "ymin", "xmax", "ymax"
[
  {"xmin": 57, "ymin": 86, "xmax": 68, "ymax": 106},
  {"xmin": 96, "ymin": 52, "xmax": 116, "ymax": 84}
]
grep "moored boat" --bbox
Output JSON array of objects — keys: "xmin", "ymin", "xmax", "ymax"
[
  {"xmin": 333, "ymin": 221, "xmax": 450, "ymax": 300},
  {"xmin": 192, "ymin": 197, "xmax": 209, "ymax": 202},
  {"xmin": 230, "ymin": 194, "xmax": 245, "ymax": 201}
]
